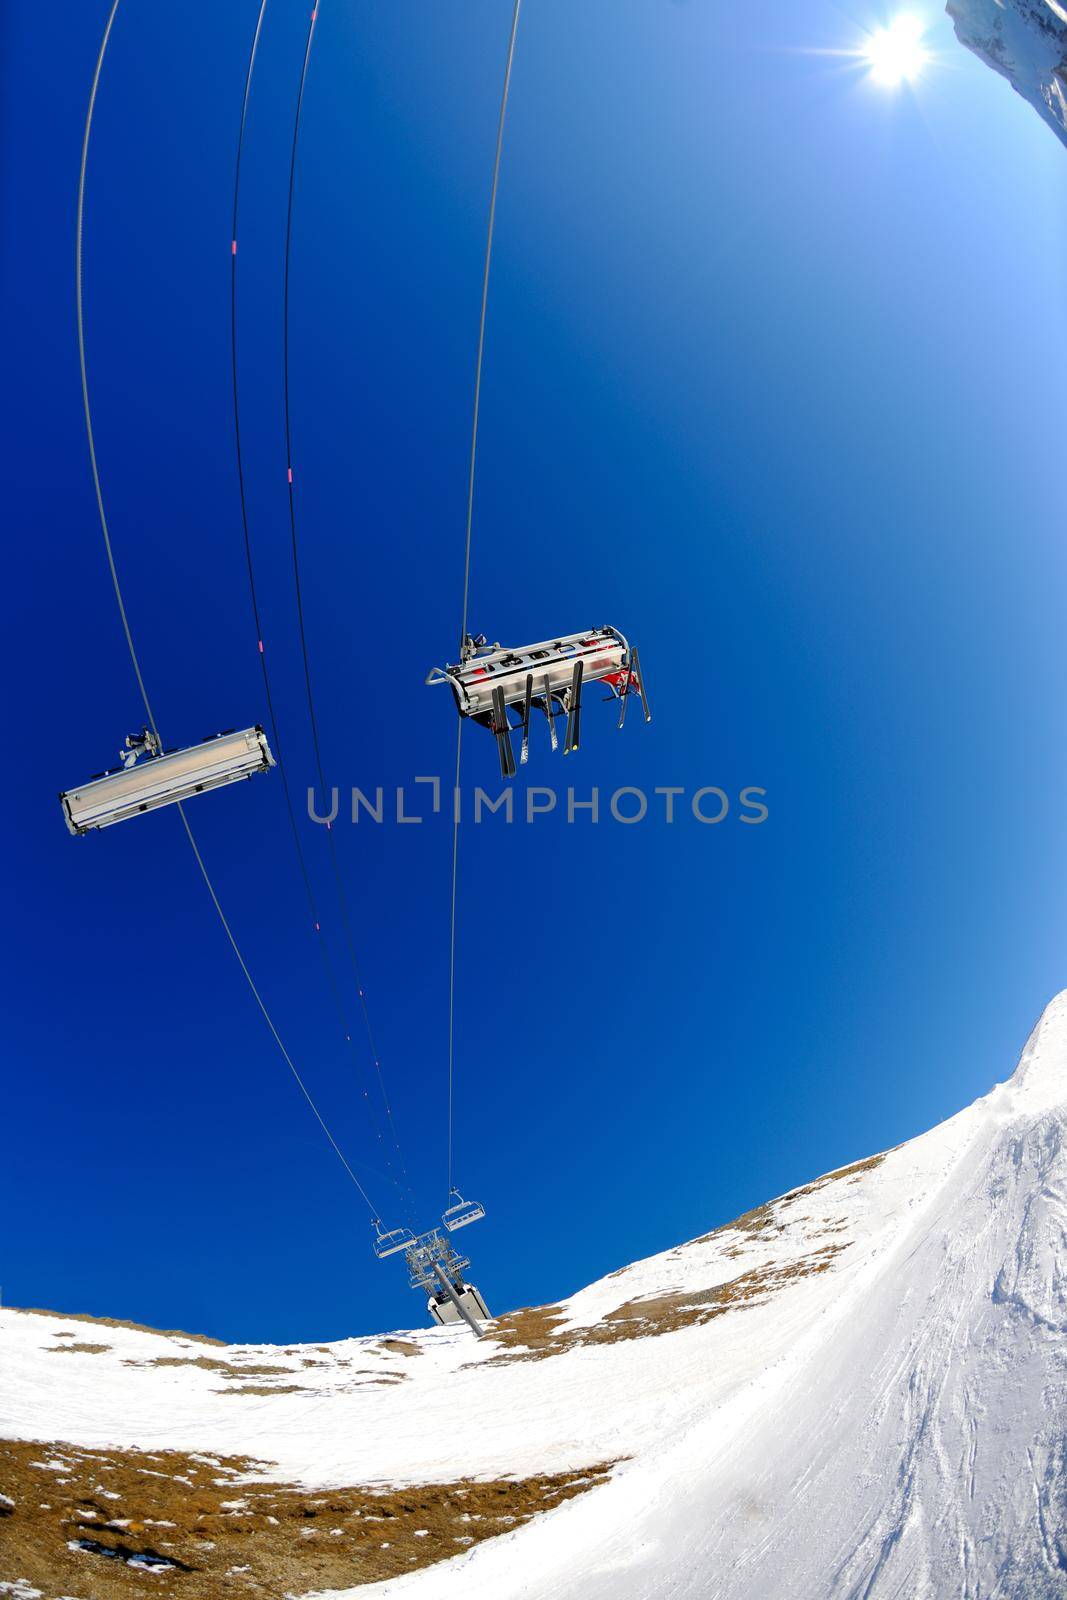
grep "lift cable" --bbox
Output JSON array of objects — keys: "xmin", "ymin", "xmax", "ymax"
[
  {"xmin": 280, "ymin": 3, "xmax": 416, "ymax": 1221},
  {"xmin": 457, "ymin": 0, "xmax": 523, "ymax": 660},
  {"xmin": 77, "ymin": 0, "xmax": 379, "ymax": 1221},
  {"xmin": 447, "ymin": 0, "xmax": 523, "ymax": 1201},
  {"xmin": 230, "ymin": 0, "xmax": 413, "ymax": 1226}
]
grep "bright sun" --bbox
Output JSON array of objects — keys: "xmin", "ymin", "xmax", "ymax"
[{"xmin": 863, "ymin": 15, "xmax": 929, "ymax": 86}]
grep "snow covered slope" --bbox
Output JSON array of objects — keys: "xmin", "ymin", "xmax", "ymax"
[
  {"xmin": 948, "ymin": 0, "xmax": 1067, "ymax": 147},
  {"xmin": 3, "ymin": 993, "xmax": 1066, "ymax": 1598}
]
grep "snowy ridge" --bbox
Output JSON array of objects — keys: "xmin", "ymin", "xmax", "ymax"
[
  {"xmin": 948, "ymin": 0, "xmax": 1067, "ymax": 147},
  {"xmin": 2, "ymin": 993, "xmax": 1066, "ymax": 1597}
]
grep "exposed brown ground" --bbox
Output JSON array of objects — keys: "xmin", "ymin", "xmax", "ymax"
[
  {"xmin": 692, "ymin": 1153, "xmax": 886, "ymax": 1246},
  {"xmin": 133, "ymin": 1359, "xmax": 293, "ymax": 1376},
  {"xmin": 485, "ymin": 1154, "xmax": 885, "ymax": 1362},
  {"xmin": 219, "ymin": 1385, "xmax": 308, "ymax": 1397},
  {"xmin": 776, "ymin": 1153, "xmax": 886, "ymax": 1205},
  {"xmin": 487, "ymin": 1245, "xmax": 847, "ymax": 1361},
  {"xmin": 106, "ymin": 1351, "xmax": 412, "ymax": 1395},
  {"xmin": 0, "ymin": 1439, "xmax": 612, "ymax": 1599},
  {"xmin": 8, "ymin": 1307, "xmax": 226, "ymax": 1346}
]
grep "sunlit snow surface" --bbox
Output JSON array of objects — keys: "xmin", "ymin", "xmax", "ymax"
[
  {"xmin": 3, "ymin": 993, "xmax": 1066, "ymax": 1598},
  {"xmin": 949, "ymin": 0, "xmax": 1067, "ymax": 147}
]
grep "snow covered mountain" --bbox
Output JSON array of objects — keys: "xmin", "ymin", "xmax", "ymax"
[
  {"xmin": 3, "ymin": 992, "xmax": 1066, "ymax": 1599},
  {"xmin": 948, "ymin": 0, "xmax": 1067, "ymax": 147}
]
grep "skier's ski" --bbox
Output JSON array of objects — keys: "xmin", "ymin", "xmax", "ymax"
[
  {"xmin": 520, "ymin": 673, "xmax": 533, "ymax": 765},
  {"xmin": 492, "ymin": 686, "xmax": 516, "ymax": 778},
  {"xmin": 564, "ymin": 660, "xmax": 583, "ymax": 754},
  {"xmin": 630, "ymin": 647, "xmax": 651, "ymax": 722},
  {"xmin": 543, "ymin": 679, "xmax": 558, "ymax": 751},
  {"xmin": 618, "ymin": 654, "xmax": 635, "ymax": 730}
]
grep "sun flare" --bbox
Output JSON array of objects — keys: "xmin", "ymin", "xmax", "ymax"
[{"xmin": 863, "ymin": 15, "xmax": 929, "ymax": 86}]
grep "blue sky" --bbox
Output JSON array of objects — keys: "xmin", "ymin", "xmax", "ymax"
[{"xmin": 2, "ymin": 0, "xmax": 1065, "ymax": 1344}]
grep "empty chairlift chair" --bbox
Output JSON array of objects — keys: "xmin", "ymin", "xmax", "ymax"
[
  {"xmin": 372, "ymin": 1222, "xmax": 416, "ymax": 1260},
  {"xmin": 426, "ymin": 626, "xmax": 650, "ymax": 779},
  {"xmin": 60, "ymin": 726, "xmax": 275, "ymax": 834},
  {"xmin": 441, "ymin": 1190, "xmax": 485, "ymax": 1232}
]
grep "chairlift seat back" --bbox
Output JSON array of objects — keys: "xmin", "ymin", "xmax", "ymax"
[
  {"xmin": 60, "ymin": 727, "xmax": 274, "ymax": 834},
  {"xmin": 441, "ymin": 1196, "xmax": 485, "ymax": 1232},
  {"xmin": 373, "ymin": 1226, "xmax": 415, "ymax": 1260}
]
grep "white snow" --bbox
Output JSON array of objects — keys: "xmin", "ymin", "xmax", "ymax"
[
  {"xmin": 2, "ymin": 991, "xmax": 1066, "ymax": 1597},
  {"xmin": 949, "ymin": 0, "xmax": 1067, "ymax": 147}
]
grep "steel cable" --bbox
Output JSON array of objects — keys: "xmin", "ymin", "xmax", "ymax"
[
  {"xmin": 447, "ymin": 0, "xmax": 523, "ymax": 1200},
  {"xmin": 77, "ymin": 0, "xmax": 379, "ymax": 1221},
  {"xmin": 230, "ymin": 0, "xmax": 413, "ymax": 1224},
  {"xmin": 280, "ymin": 2, "xmax": 417, "ymax": 1223}
]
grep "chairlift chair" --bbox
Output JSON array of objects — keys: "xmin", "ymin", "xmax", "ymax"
[
  {"xmin": 60, "ymin": 726, "xmax": 274, "ymax": 834},
  {"xmin": 441, "ymin": 1190, "xmax": 485, "ymax": 1232},
  {"xmin": 372, "ymin": 1222, "xmax": 415, "ymax": 1260},
  {"xmin": 426, "ymin": 626, "xmax": 650, "ymax": 779}
]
